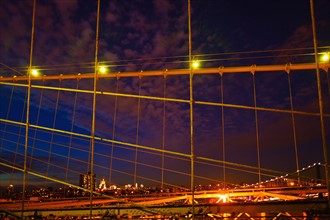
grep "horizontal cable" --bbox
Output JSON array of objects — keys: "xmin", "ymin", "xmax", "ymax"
[
  {"xmin": 0, "ymin": 161, "xmax": 170, "ymax": 216},
  {"xmin": 195, "ymin": 100, "xmax": 327, "ymax": 117},
  {"xmin": 0, "ymin": 130, "xmax": 276, "ymax": 183},
  {"xmin": 0, "ymin": 119, "xmax": 304, "ymax": 179},
  {"xmin": 1, "ymin": 131, "xmax": 324, "ymax": 188},
  {"xmin": 1, "ymin": 62, "xmax": 329, "ymax": 82},
  {"xmin": 0, "ymin": 118, "xmax": 191, "ymax": 158},
  {"xmin": 1, "ymin": 82, "xmax": 328, "ymax": 118},
  {"xmin": 2, "ymin": 46, "xmax": 329, "ymax": 74}
]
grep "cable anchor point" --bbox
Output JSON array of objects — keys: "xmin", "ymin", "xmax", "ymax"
[
  {"xmin": 285, "ymin": 63, "xmax": 292, "ymax": 74},
  {"xmin": 250, "ymin": 64, "xmax": 257, "ymax": 75},
  {"xmin": 163, "ymin": 69, "xmax": 168, "ymax": 78},
  {"xmin": 218, "ymin": 66, "xmax": 224, "ymax": 76}
]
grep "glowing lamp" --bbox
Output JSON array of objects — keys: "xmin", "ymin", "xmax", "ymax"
[
  {"xmin": 30, "ymin": 69, "xmax": 39, "ymax": 77},
  {"xmin": 320, "ymin": 53, "xmax": 329, "ymax": 62},
  {"xmin": 98, "ymin": 66, "xmax": 107, "ymax": 74},
  {"xmin": 192, "ymin": 60, "xmax": 200, "ymax": 69}
]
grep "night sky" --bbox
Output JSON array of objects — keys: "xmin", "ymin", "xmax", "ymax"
[{"xmin": 0, "ymin": 0, "xmax": 330, "ymax": 189}]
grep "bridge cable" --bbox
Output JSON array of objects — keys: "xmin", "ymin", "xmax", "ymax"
[
  {"xmin": 161, "ymin": 75, "xmax": 167, "ymax": 188},
  {"xmin": 89, "ymin": 0, "xmax": 101, "ymax": 217},
  {"xmin": 65, "ymin": 79, "xmax": 79, "ymax": 182},
  {"xmin": 252, "ymin": 73, "xmax": 262, "ymax": 185},
  {"xmin": 4, "ymin": 122, "xmax": 308, "ymax": 186},
  {"xmin": 2, "ymin": 117, "xmax": 309, "ymax": 190},
  {"xmin": 220, "ymin": 72, "xmax": 226, "ymax": 187},
  {"xmin": 22, "ymin": 0, "xmax": 36, "ymax": 217},
  {"xmin": 28, "ymin": 82, "xmax": 44, "ymax": 181},
  {"xmin": 0, "ymin": 85, "xmax": 15, "ymax": 161},
  {"xmin": 12, "ymin": 87, "xmax": 27, "ymax": 188},
  {"xmin": 327, "ymin": 68, "xmax": 330, "ymax": 95},
  {"xmin": 22, "ymin": 83, "xmax": 44, "ymax": 189},
  {"xmin": 1, "ymin": 113, "xmax": 303, "ymax": 181},
  {"xmin": 7, "ymin": 46, "xmax": 328, "ymax": 74},
  {"xmin": 310, "ymin": 0, "xmax": 330, "ymax": 210},
  {"xmin": 27, "ymin": 130, "xmax": 279, "ymax": 185},
  {"xmin": 287, "ymin": 71, "xmax": 301, "ymax": 184},
  {"xmin": 0, "ymin": 85, "xmax": 15, "ymax": 188},
  {"xmin": 45, "ymin": 125, "xmax": 266, "ymax": 185},
  {"xmin": 109, "ymin": 79, "xmax": 119, "ymax": 184},
  {"xmin": 187, "ymin": 0, "xmax": 196, "ymax": 213},
  {"xmin": 134, "ymin": 77, "xmax": 142, "ymax": 186},
  {"xmin": 2, "ymin": 105, "xmax": 321, "ymax": 183},
  {"xmin": 3, "ymin": 80, "xmax": 328, "ymax": 119},
  {"xmin": 45, "ymin": 80, "xmax": 62, "ymax": 187}
]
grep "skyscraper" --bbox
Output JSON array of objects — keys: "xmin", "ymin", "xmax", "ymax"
[{"xmin": 79, "ymin": 172, "xmax": 96, "ymax": 191}]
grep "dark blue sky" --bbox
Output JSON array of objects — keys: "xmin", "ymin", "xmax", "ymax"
[{"xmin": 0, "ymin": 0, "xmax": 330, "ymax": 188}]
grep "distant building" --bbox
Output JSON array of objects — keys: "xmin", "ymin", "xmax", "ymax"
[
  {"xmin": 99, "ymin": 178, "xmax": 108, "ymax": 189},
  {"xmin": 79, "ymin": 172, "xmax": 96, "ymax": 191}
]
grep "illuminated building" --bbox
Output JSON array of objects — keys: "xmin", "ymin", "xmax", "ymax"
[
  {"xmin": 99, "ymin": 178, "xmax": 107, "ymax": 191},
  {"xmin": 79, "ymin": 172, "xmax": 96, "ymax": 191}
]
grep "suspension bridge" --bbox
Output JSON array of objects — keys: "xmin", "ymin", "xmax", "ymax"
[
  {"xmin": 1, "ymin": 0, "xmax": 330, "ymax": 219},
  {"xmin": 1, "ymin": 60, "xmax": 330, "ymax": 219}
]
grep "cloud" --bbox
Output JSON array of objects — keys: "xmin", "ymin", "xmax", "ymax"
[{"xmin": 53, "ymin": 0, "xmax": 78, "ymax": 16}]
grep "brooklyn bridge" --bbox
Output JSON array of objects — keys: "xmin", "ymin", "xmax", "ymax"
[{"xmin": 0, "ymin": 0, "xmax": 330, "ymax": 219}]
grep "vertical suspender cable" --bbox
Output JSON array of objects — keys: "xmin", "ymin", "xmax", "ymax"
[
  {"xmin": 134, "ymin": 78, "xmax": 142, "ymax": 186},
  {"xmin": 310, "ymin": 0, "xmax": 330, "ymax": 210},
  {"xmin": 252, "ymin": 73, "xmax": 261, "ymax": 185},
  {"xmin": 327, "ymin": 67, "xmax": 330, "ymax": 95},
  {"xmin": 90, "ymin": 0, "xmax": 101, "ymax": 217},
  {"xmin": 45, "ymin": 81, "xmax": 62, "ymax": 185},
  {"xmin": 287, "ymin": 72, "xmax": 300, "ymax": 184},
  {"xmin": 220, "ymin": 73, "xmax": 226, "ymax": 186},
  {"xmin": 161, "ymin": 76, "xmax": 167, "ymax": 188},
  {"xmin": 29, "ymin": 85, "xmax": 44, "ymax": 172},
  {"xmin": 110, "ymin": 79, "xmax": 119, "ymax": 183},
  {"xmin": 0, "ymin": 86, "xmax": 14, "ymax": 153},
  {"xmin": 22, "ymin": 0, "xmax": 36, "ymax": 217},
  {"xmin": 1, "ymin": 86, "xmax": 14, "ymax": 184},
  {"xmin": 14, "ymin": 91, "xmax": 27, "ymax": 174},
  {"xmin": 66, "ymin": 80, "xmax": 79, "ymax": 182},
  {"xmin": 187, "ymin": 0, "xmax": 195, "ymax": 215}
]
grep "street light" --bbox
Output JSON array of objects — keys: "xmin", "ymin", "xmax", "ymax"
[
  {"xmin": 320, "ymin": 52, "xmax": 329, "ymax": 62},
  {"xmin": 98, "ymin": 65, "xmax": 107, "ymax": 74},
  {"xmin": 192, "ymin": 60, "xmax": 200, "ymax": 69},
  {"xmin": 30, "ymin": 69, "xmax": 40, "ymax": 77}
]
